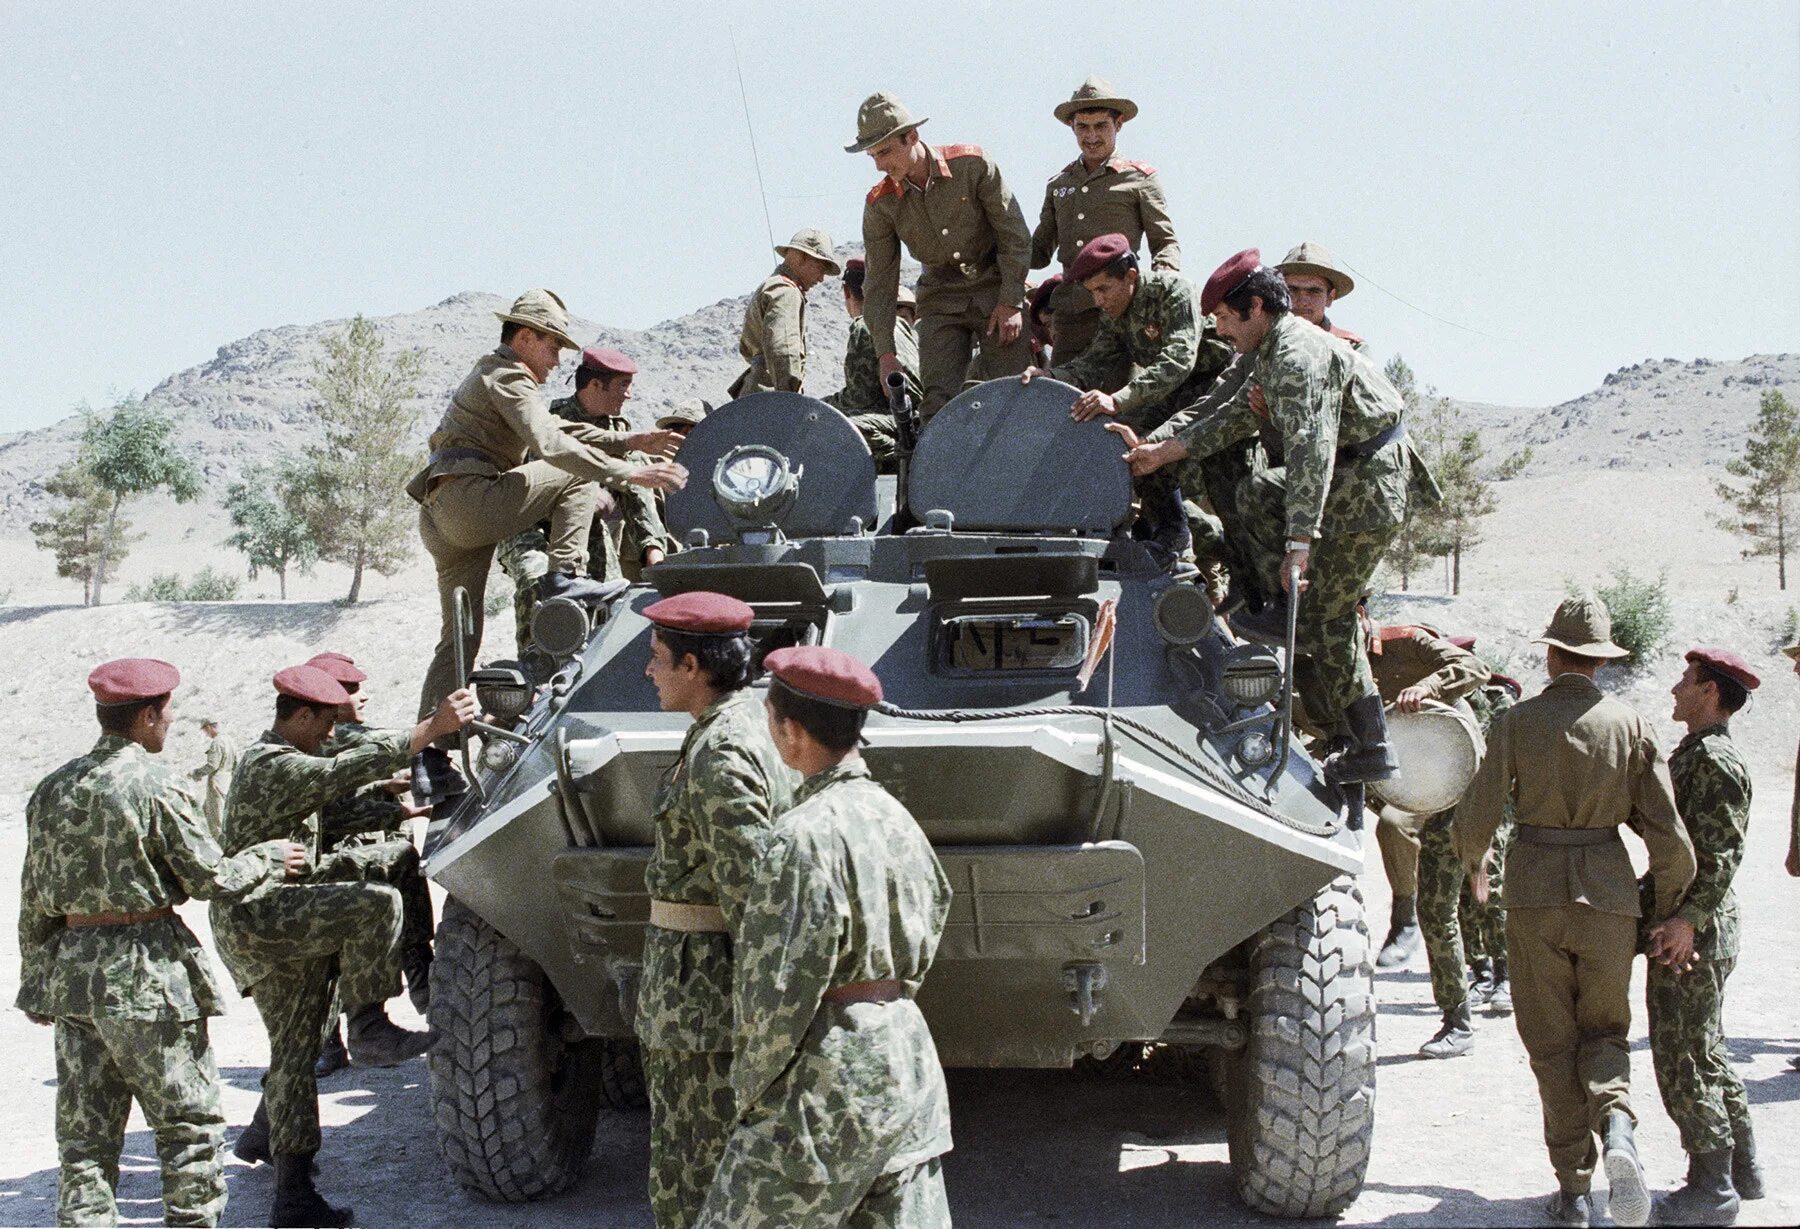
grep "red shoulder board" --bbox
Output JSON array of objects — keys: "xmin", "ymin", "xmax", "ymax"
[
  {"xmin": 866, "ymin": 177, "xmax": 901, "ymax": 205},
  {"xmin": 1378, "ymin": 624, "xmax": 1419, "ymax": 642},
  {"xmin": 1329, "ymin": 324, "xmax": 1366, "ymax": 346},
  {"xmin": 938, "ymin": 143, "xmax": 985, "ymax": 159},
  {"xmin": 1120, "ymin": 159, "xmax": 1158, "ymax": 176}
]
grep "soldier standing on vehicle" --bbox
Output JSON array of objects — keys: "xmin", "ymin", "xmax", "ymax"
[
  {"xmin": 1276, "ymin": 242, "xmax": 1363, "ymax": 346},
  {"xmin": 730, "ymin": 228, "xmax": 842, "ymax": 398},
  {"xmin": 191, "ymin": 717, "xmax": 239, "ymax": 839},
  {"xmin": 638, "ymin": 593, "xmax": 796, "ymax": 1228},
  {"xmin": 852, "ymin": 91, "xmax": 1034, "ymax": 419},
  {"xmin": 824, "ymin": 258, "xmax": 921, "ymax": 463},
  {"xmin": 1646, "ymin": 648, "xmax": 1764, "ymax": 1223},
  {"xmin": 18, "ymin": 659, "xmax": 304, "ymax": 1228},
  {"xmin": 1452, "ymin": 595, "xmax": 1695, "ymax": 1228},
  {"xmin": 698, "ymin": 646, "xmax": 953, "ymax": 1227}
]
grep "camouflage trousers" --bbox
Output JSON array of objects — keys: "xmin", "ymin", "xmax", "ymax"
[
  {"xmin": 1418, "ymin": 813, "xmax": 1515, "ymax": 1011},
  {"xmin": 1647, "ymin": 953, "xmax": 1750, "ymax": 1155},
  {"xmin": 645, "ymin": 1047, "xmax": 735, "ymax": 1229},
  {"xmin": 53, "ymin": 1015, "xmax": 227, "ymax": 1228},
  {"xmin": 1461, "ymin": 819, "xmax": 1512, "ymax": 964},
  {"xmin": 1159, "ymin": 441, "xmax": 1263, "ymax": 606},
  {"xmin": 844, "ymin": 412, "xmax": 898, "ymax": 465},
  {"xmin": 697, "ymin": 1154, "xmax": 949, "ymax": 1229}
]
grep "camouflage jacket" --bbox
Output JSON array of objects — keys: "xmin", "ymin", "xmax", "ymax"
[
  {"xmin": 729, "ymin": 759, "xmax": 953, "ymax": 1183},
  {"xmin": 636, "ymin": 688, "xmax": 795, "ymax": 1052},
  {"xmin": 1031, "ymin": 155, "xmax": 1180, "ymax": 321},
  {"xmin": 824, "ymin": 314, "xmax": 922, "ymax": 414},
  {"xmin": 319, "ymin": 721, "xmax": 408, "ymax": 847},
  {"xmin": 734, "ymin": 267, "xmax": 808, "ymax": 395},
  {"xmin": 1049, "ymin": 271, "xmax": 1199, "ymax": 428},
  {"xmin": 1668, "ymin": 723, "xmax": 1750, "ymax": 960},
  {"xmin": 17, "ymin": 736, "xmax": 286, "ymax": 1021},
  {"xmin": 548, "ymin": 396, "xmax": 677, "ymax": 570}
]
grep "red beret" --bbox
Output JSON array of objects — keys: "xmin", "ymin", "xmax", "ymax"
[
  {"xmin": 645, "ymin": 591, "xmax": 754, "ymax": 635},
  {"xmin": 305, "ymin": 652, "xmax": 367, "ymax": 684},
  {"xmin": 88, "ymin": 658, "xmax": 180, "ymax": 704},
  {"xmin": 273, "ymin": 664, "xmax": 352, "ymax": 706},
  {"xmin": 1686, "ymin": 648, "xmax": 1760, "ymax": 691},
  {"xmin": 765, "ymin": 646, "xmax": 883, "ymax": 710},
  {"xmin": 1030, "ymin": 274, "xmax": 1062, "ymax": 319},
  {"xmin": 1200, "ymin": 247, "xmax": 1263, "ymax": 315},
  {"xmin": 845, "ymin": 258, "xmax": 866, "ymax": 274},
  {"xmin": 579, "ymin": 346, "xmax": 638, "ymax": 376},
  {"xmin": 1448, "ymin": 635, "xmax": 1477, "ymax": 652},
  {"xmin": 1069, "ymin": 233, "xmax": 1132, "ymax": 283}
]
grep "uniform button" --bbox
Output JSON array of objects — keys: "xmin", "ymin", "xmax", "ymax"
[
  {"xmin": 941, "ymin": 228, "xmax": 949, "ymax": 235},
  {"xmin": 1081, "ymin": 186, "xmax": 1089, "ymax": 194},
  {"xmin": 952, "ymin": 251, "xmax": 961, "ymax": 259},
  {"xmin": 1077, "ymin": 213, "xmax": 1085, "ymax": 220}
]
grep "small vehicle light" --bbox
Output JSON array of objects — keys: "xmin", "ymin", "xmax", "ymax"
[
  {"xmin": 1152, "ymin": 584, "xmax": 1215, "ymax": 647},
  {"xmin": 1221, "ymin": 645, "xmax": 1283, "ymax": 708},
  {"xmin": 1235, "ymin": 730, "xmax": 1276, "ymax": 768},
  {"xmin": 479, "ymin": 737, "xmax": 521, "ymax": 775},
  {"xmin": 470, "ymin": 666, "xmax": 532, "ymax": 725},
  {"xmin": 712, "ymin": 444, "xmax": 802, "ymax": 525},
  {"xmin": 532, "ymin": 596, "xmax": 593, "ymax": 661}
]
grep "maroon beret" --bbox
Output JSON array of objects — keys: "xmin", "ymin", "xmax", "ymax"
[
  {"xmin": 1069, "ymin": 233, "xmax": 1132, "ymax": 283},
  {"xmin": 645, "ymin": 591, "xmax": 754, "ymax": 635},
  {"xmin": 1448, "ymin": 635, "xmax": 1477, "ymax": 652},
  {"xmin": 88, "ymin": 658, "xmax": 180, "ymax": 704},
  {"xmin": 1686, "ymin": 648, "xmax": 1760, "ymax": 691},
  {"xmin": 765, "ymin": 646, "xmax": 883, "ymax": 710},
  {"xmin": 579, "ymin": 346, "xmax": 638, "ymax": 376},
  {"xmin": 1030, "ymin": 274, "xmax": 1063, "ymax": 320},
  {"xmin": 845, "ymin": 258, "xmax": 866, "ymax": 274},
  {"xmin": 1200, "ymin": 247, "xmax": 1263, "ymax": 315},
  {"xmin": 305, "ymin": 652, "xmax": 367, "ymax": 685},
  {"xmin": 273, "ymin": 664, "xmax": 352, "ymax": 707}
]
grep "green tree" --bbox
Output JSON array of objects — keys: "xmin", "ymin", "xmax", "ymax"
[
  {"xmin": 1715, "ymin": 389, "xmax": 1800, "ymax": 590},
  {"xmin": 288, "ymin": 316, "xmax": 423, "ymax": 602},
  {"xmin": 29, "ymin": 462, "xmax": 136, "ymax": 605},
  {"xmin": 1380, "ymin": 356, "xmax": 1449, "ymax": 591},
  {"xmin": 223, "ymin": 464, "xmax": 318, "ymax": 599},
  {"xmin": 79, "ymin": 397, "xmax": 202, "ymax": 604}
]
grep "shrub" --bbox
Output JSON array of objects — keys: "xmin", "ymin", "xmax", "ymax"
[
  {"xmin": 1597, "ymin": 568, "xmax": 1672, "ymax": 664},
  {"xmin": 1779, "ymin": 607, "xmax": 1799, "ymax": 648},
  {"xmin": 124, "ymin": 568, "xmax": 242, "ymax": 602},
  {"xmin": 126, "ymin": 573, "xmax": 188, "ymax": 601}
]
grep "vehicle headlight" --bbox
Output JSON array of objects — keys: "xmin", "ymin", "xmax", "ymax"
[
  {"xmin": 1235, "ymin": 730, "xmax": 1277, "ymax": 769},
  {"xmin": 712, "ymin": 444, "xmax": 802, "ymax": 525},
  {"xmin": 479, "ymin": 737, "xmax": 522, "ymax": 775},
  {"xmin": 1221, "ymin": 645, "xmax": 1283, "ymax": 708},
  {"xmin": 470, "ymin": 666, "xmax": 532, "ymax": 725}
]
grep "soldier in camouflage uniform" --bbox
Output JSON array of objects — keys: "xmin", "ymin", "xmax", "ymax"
[
  {"xmin": 824, "ymin": 258, "xmax": 921, "ymax": 464},
  {"xmin": 1645, "ymin": 649, "xmax": 1764, "ymax": 1223},
  {"xmin": 638, "ymin": 593, "xmax": 796, "ymax": 1228},
  {"xmin": 698, "ymin": 646, "xmax": 952, "ymax": 1228},
  {"xmin": 212, "ymin": 664, "xmax": 477, "ymax": 1227},
  {"xmin": 191, "ymin": 718, "xmax": 238, "ymax": 839},
  {"xmin": 1459, "ymin": 672, "xmax": 1521, "ymax": 1014},
  {"xmin": 731, "ymin": 228, "xmax": 841, "ymax": 398},
  {"xmin": 18, "ymin": 658, "xmax": 304, "ymax": 1228}
]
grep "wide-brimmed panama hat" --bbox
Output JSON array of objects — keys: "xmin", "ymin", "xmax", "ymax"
[
  {"xmin": 1534, "ymin": 594, "xmax": 1631, "ymax": 659},
  {"xmin": 1054, "ymin": 75, "xmax": 1139, "ymax": 125},
  {"xmin": 846, "ymin": 92, "xmax": 927, "ymax": 153},
  {"xmin": 495, "ymin": 289, "xmax": 581, "ymax": 350},
  {"xmin": 774, "ymin": 227, "xmax": 843, "ymax": 276},
  {"xmin": 1277, "ymin": 241, "xmax": 1355, "ymax": 299}
]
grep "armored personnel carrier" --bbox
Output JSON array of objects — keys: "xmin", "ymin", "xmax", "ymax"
[{"xmin": 423, "ymin": 381, "xmax": 1375, "ymax": 1219}]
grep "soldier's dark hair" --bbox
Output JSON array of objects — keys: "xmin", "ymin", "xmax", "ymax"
[
  {"xmin": 843, "ymin": 264, "xmax": 866, "ymax": 300},
  {"xmin": 767, "ymin": 680, "xmax": 865, "ymax": 753},
  {"xmin": 653, "ymin": 627, "xmax": 755, "ymax": 692},
  {"xmin": 1100, "ymin": 251, "xmax": 1139, "ymax": 281},
  {"xmin": 1221, "ymin": 267, "xmax": 1291, "ymax": 319},
  {"xmin": 96, "ymin": 694, "xmax": 170, "ymax": 735},
  {"xmin": 500, "ymin": 321, "xmax": 523, "ymax": 346},
  {"xmin": 1071, "ymin": 106, "xmax": 1125, "ymax": 125},
  {"xmin": 1694, "ymin": 663, "xmax": 1748, "ymax": 714},
  {"xmin": 275, "ymin": 695, "xmax": 337, "ymax": 722}
]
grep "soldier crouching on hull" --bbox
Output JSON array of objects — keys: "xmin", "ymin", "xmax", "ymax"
[
  {"xmin": 1645, "ymin": 649, "xmax": 1764, "ymax": 1223},
  {"xmin": 731, "ymin": 228, "xmax": 842, "ymax": 398},
  {"xmin": 18, "ymin": 659, "xmax": 305, "ymax": 1229},
  {"xmin": 824, "ymin": 258, "xmax": 922, "ymax": 465},
  {"xmin": 638, "ymin": 593, "xmax": 796, "ymax": 1228},
  {"xmin": 698, "ymin": 647, "xmax": 953, "ymax": 1228},
  {"xmin": 211, "ymin": 665, "xmax": 478, "ymax": 1228}
]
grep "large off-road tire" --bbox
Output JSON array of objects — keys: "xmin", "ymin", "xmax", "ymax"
[
  {"xmin": 595, "ymin": 1037, "xmax": 649, "ymax": 1110},
  {"xmin": 429, "ymin": 898, "xmax": 604, "ymax": 1201},
  {"xmin": 1224, "ymin": 875, "xmax": 1376, "ymax": 1218}
]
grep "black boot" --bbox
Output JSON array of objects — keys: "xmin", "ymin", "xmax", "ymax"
[
  {"xmin": 345, "ymin": 1001, "xmax": 431, "ymax": 1068},
  {"xmin": 1229, "ymin": 599, "xmax": 1289, "ymax": 647},
  {"xmin": 232, "ymin": 1095, "xmax": 272, "ymax": 1166},
  {"xmin": 1376, "ymin": 896, "xmax": 1421, "ymax": 968},
  {"xmin": 1486, "ymin": 959, "xmax": 1513, "ymax": 1016},
  {"xmin": 1602, "ymin": 1109, "xmax": 1650, "ymax": 1228},
  {"xmin": 1653, "ymin": 1148, "xmax": 1739, "ymax": 1225},
  {"xmin": 1419, "ymin": 1001, "xmax": 1474, "ymax": 1059},
  {"xmin": 538, "ymin": 570, "xmax": 629, "ymax": 605},
  {"xmin": 1324, "ymin": 694, "xmax": 1400, "ymax": 785},
  {"xmin": 410, "ymin": 747, "xmax": 467, "ymax": 806},
  {"xmin": 1544, "ymin": 1189, "xmax": 1592, "ymax": 1227},
  {"xmin": 401, "ymin": 943, "xmax": 433, "ymax": 1016},
  {"xmin": 1730, "ymin": 1118, "xmax": 1764, "ymax": 1200},
  {"xmin": 314, "ymin": 1017, "xmax": 348, "ymax": 1078},
  {"xmin": 271, "ymin": 1153, "xmax": 353, "ymax": 1229},
  {"xmin": 1467, "ymin": 955, "xmax": 1495, "ymax": 1004}
]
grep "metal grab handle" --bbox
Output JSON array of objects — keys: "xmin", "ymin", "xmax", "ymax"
[
  {"xmin": 451, "ymin": 586, "xmax": 486, "ymax": 804},
  {"xmin": 1266, "ymin": 561, "xmax": 1304, "ymax": 797}
]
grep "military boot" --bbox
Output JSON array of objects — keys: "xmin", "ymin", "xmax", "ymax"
[
  {"xmin": 1653, "ymin": 1149, "xmax": 1738, "ymax": 1225},
  {"xmin": 1419, "ymin": 1001, "xmax": 1474, "ymax": 1059},
  {"xmin": 1376, "ymin": 896, "xmax": 1422, "ymax": 968},
  {"xmin": 345, "ymin": 1002, "xmax": 431, "ymax": 1068},
  {"xmin": 270, "ymin": 1153, "xmax": 353, "ymax": 1229},
  {"xmin": 314, "ymin": 1017, "xmax": 348, "ymax": 1078},
  {"xmin": 538, "ymin": 570, "xmax": 629, "ymax": 606},
  {"xmin": 1228, "ymin": 599, "xmax": 1289, "ymax": 648},
  {"xmin": 232, "ymin": 1095, "xmax": 272, "ymax": 1166},
  {"xmin": 1486, "ymin": 957, "xmax": 1513, "ymax": 1016},
  {"xmin": 1602, "ymin": 1109, "xmax": 1650, "ymax": 1228},
  {"xmin": 410, "ymin": 746, "xmax": 467, "ymax": 806},
  {"xmin": 1324, "ymin": 694, "xmax": 1400, "ymax": 785},
  {"xmin": 1467, "ymin": 956, "xmax": 1495, "ymax": 1004},
  {"xmin": 1544, "ymin": 1189, "xmax": 1592, "ymax": 1227},
  {"xmin": 1728, "ymin": 1118, "xmax": 1763, "ymax": 1201},
  {"xmin": 402, "ymin": 942, "xmax": 433, "ymax": 1016}
]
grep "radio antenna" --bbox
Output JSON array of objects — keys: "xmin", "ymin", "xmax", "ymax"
[{"xmin": 728, "ymin": 27, "xmax": 776, "ymax": 250}]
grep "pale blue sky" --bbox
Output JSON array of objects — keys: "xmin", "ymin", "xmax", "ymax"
[{"xmin": 3, "ymin": 0, "xmax": 1795, "ymax": 432}]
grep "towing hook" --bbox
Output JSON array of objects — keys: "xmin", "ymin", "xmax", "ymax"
[{"xmin": 1063, "ymin": 962, "xmax": 1109, "ymax": 1026}]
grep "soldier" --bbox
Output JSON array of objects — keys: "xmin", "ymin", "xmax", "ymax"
[
  {"xmin": 1452, "ymin": 595, "xmax": 1696, "ymax": 1228},
  {"xmin": 1646, "ymin": 649, "xmax": 1763, "ymax": 1223},
  {"xmin": 638, "ymin": 593, "xmax": 796, "ymax": 1228},
  {"xmin": 895, "ymin": 282, "xmax": 919, "ymax": 327},
  {"xmin": 1028, "ymin": 274, "xmax": 1061, "ymax": 364},
  {"xmin": 1460, "ymin": 665, "xmax": 1524, "ymax": 1016},
  {"xmin": 409, "ymin": 289, "xmax": 687, "ymax": 799},
  {"xmin": 212, "ymin": 665, "xmax": 478, "ymax": 1227},
  {"xmin": 191, "ymin": 717, "xmax": 238, "ymax": 839},
  {"xmin": 1276, "ymin": 242, "xmax": 1363, "ymax": 346},
  {"xmin": 1785, "ymin": 641, "xmax": 1800, "ymax": 1074},
  {"xmin": 1115, "ymin": 250, "xmax": 1437, "ymax": 784},
  {"xmin": 823, "ymin": 257, "xmax": 922, "ymax": 463},
  {"xmin": 852, "ymin": 91, "xmax": 1034, "ymax": 419},
  {"xmin": 1030, "ymin": 76, "xmax": 1180, "ymax": 361},
  {"xmin": 18, "ymin": 659, "xmax": 303, "ymax": 1228},
  {"xmin": 698, "ymin": 646, "xmax": 952, "ymax": 1227},
  {"xmin": 731, "ymin": 228, "xmax": 842, "ymax": 397}
]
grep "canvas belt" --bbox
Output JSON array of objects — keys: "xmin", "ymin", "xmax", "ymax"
[
  {"xmin": 648, "ymin": 900, "xmax": 727, "ymax": 933},
  {"xmin": 65, "ymin": 905, "xmax": 176, "ymax": 927},
  {"xmin": 430, "ymin": 446, "xmax": 501, "ymax": 469},
  {"xmin": 1336, "ymin": 418, "xmax": 1406, "ymax": 465},
  {"xmin": 1515, "ymin": 824, "xmax": 1620, "ymax": 847},
  {"xmin": 822, "ymin": 978, "xmax": 905, "ymax": 1006}
]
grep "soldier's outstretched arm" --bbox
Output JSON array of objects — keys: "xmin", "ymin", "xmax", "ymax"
[
  {"xmin": 155, "ymin": 782, "xmax": 296, "ymax": 902},
  {"xmin": 977, "ymin": 154, "xmax": 1032, "ymax": 309},
  {"xmin": 862, "ymin": 209, "xmax": 903, "ymax": 362},
  {"xmin": 1147, "ymin": 354, "xmax": 1253, "ymax": 444},
  {"xmin": 485, "ymin": 364, "xmax": 639, "ymax": 487}
]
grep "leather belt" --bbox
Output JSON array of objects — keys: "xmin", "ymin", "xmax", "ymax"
[
  {"xmin": 1516, "ymin": 824, "xmax": 1621, "ymax": 847},
  {"xmin": 429, "ymin": 446, "xmax": 500, "ymax": 468},
  {"xmin": 648, "ymin": 900, "xmax": 727, "ymax": 933},
  {"xmin": 822, "ymin": 978, "xmax": 905, "ymax": 1006},
  {"xmin": 65, "ymin": 905, "xmax": 176, "ymax": 927},
  {"xmin": 1337, "ymin": 418, "xmax": 1406, "ymax": 465}
]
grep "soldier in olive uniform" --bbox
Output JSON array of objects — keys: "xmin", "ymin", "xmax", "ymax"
[
  {"xmin": 1645, "ymin": 649, "xmax": 1764, "ymax": 1223},
  {"xmin": 731, "ymin": 228, "xmax": 842, "ymax": 398},
  {"xmin": 698, "ymin": 646, "xmax": 952, "ymax": 1228},
  {"xmin": 1277, "ymin": 242, "xmax": 1364, "ymax": 347},
  {"xmin": 851, "ymin": 92, "xmax": 1033, "ymax": 419},
  {"xmin": 824, "ymin": 258, "xmax": 921, "ymax": 464},
  {"xmin": 638, "ymin": 593, "xmax": 796, "ymax": 1228},
  {"xmin": 1453, "ymin": 596, "xmax": 1696, "ymax": 1228},
  {"xmin": 1030, "ymin": 77, "xmax": 1180, "ymax": 362},
  {"xmin": 18, "ymin": 659, "xmax": 304, "ymax": 1228},
  {"xmin": 191, "ymin": 718, "xmax": 238, "ymax": 839}
]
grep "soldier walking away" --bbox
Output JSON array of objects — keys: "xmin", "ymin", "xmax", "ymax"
[
  {"xmin": 1645, "ymin": 649, "xmax": 1764, "ymax": 1223},
  {"xmin": 408, "ymin": 289, "xmax": 687, "ymax": 800},
  {"xmin": 824, "ymin": 257, "xmax": 922, "ymax": 464},
  {"xmin": 17, "ymin": 659, "xmax": 304, "ymax": 1228},
  {"xmin": 191, "ymin": 717, "xmax": 239, "ymax": 840},
  {"xmin": 1460, "ymin": 664, "xmax": 1524, "ymax": 1016},
  {"xmin": 851, "ymin": 91, "xmax": 1034, "ymax": 419},
  {"xmin": 1786, "ymin": 641, "xmax": 1800, "ymax": 1075},
  {"xmin": 731, "ymin": 228, "xmax": 842, "ymax": 398},
  {"xmin": 1452, "ymin": 595, "xmax": 1696, "ymax": 1228},
  {"xmin": 638, "ymin": 593, "xmax": 796, "ymax": 1228},
  {"xmin": 211, "ymin": 665, "xmax": 478, "ymax": 1228},
  {"xmin": 698, "ymin": 647, "xmax": 953, "ymax": 1227},
  {"xmin": 1030, "ymin": 76, "xmax": 1180, "ymax": 361}
]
